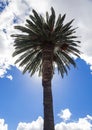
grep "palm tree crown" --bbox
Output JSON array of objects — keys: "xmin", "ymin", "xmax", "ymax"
[{"xmin": 11, "ymin": 7, "xmax": 80, "ymax": 77}]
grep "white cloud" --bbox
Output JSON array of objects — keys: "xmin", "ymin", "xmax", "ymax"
[
  {"xmin": 16, "ymin": 116, "xmax": 43, "ymax": 130},
  {"xmin": 29, "ymin": 0, "xmax": 50, "ymax": 12},
  {"xmin": 56, "ymin": 109, "xmax": 92, "ymax": 130},
  {"xmin": 16, "ymin": 114, "xmax": 92, "ymax": 130},
  {"xmin": 0, "ymin": 119, "xmax": 8, "ymax": 130},
  {"xmin": 55, "ymin": 115, "xmax": 92, "ymax": 130},
  {"xmin": 6, "ymin": 75, "xmax": 13, "ymax": 80},
  {"xmin": 87, "ymin": 115, "xmax": 92, "ymax": 120},
  {"xmin": 81, "ymin": 54, "xmax": 92, "ymax": 74},
  {"xmin": 0, "ymin": 0, "xmax": 30, "ymax": 79},
  {"xmin": 0, "ymin": 56, "xmax": 12, "ymax": 78},
  {"xmin": 0, "ymin": 111, "xmax": 92, "ymax": 130},
  {"xmin": 58, "ymin": 108, "xmax": 72, "ymax": 121}
]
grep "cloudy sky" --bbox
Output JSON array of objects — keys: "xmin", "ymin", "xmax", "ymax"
[{"xmin": 0, "ymin": 0, "xmax": 92, "ymax": 130}]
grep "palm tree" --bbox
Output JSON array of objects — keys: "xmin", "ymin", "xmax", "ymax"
[{"xmin": 11, "ymin": 7, "xmax": 80, "ymax": 130}]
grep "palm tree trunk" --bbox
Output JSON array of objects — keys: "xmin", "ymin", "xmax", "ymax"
[{"xmin": 42, "ymin": 43, "xmax": 55, "ymax": 130}]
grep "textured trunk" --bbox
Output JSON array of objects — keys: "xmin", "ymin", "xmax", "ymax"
[{"xmin": 42, "ymin": 43, "xmax": 55, "ymax": 130}]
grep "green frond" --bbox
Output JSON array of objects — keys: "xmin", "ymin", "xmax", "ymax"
[
  {"xmin": 19, "ymin": 50, "xmax": 40, "ymax": 67},
  {"xmin": 55, "ymin": 14, "xmax": 61, "ymax": 27},
  {"xmin": 57, "ymin": 52, "xmax": 70, "ymax": 70},
  {"xmin": 46, "ymin": 11, "xmax": 49, "ymax": 24},
  {"xmin": 26, "ymin": 19, "xmax": 35, "ymax": 27},
  {"xmin": 68, "ymin": 46, "xmax": 80, "ymax": 54},
  {"xmin": 22, "ymin": 61, "xmax": 31, "ymax": 74},
  {"xmin": 11, "ymin": 34, "xmax": 28, "ymax": 38},
  {"xmin": 40, "ymin": 15, "xmax": 45, "ymax": 24},
  {"xmin": 66, "ymin": 36, "xmax": 77, "ymax": 39},
  {"xmin": 38, "ymin": 61, "xmax": 42, "ymax": 76},
  {"xmin": 13, "ymin": 40, "xmax": 42, "ymax": 57},
  {"xmin": 29, "ymin": 14, "xmax": 36, "ymax": 21},
  {"xmin": 61, "ymin": 51, "xmax": 76, "ymax": 67},
  {"xmin": 55, "ymin": 52, "xmax": 68, "ymax": 77},
  {"xmin": 14, "ymin": 40, "xmax": 39, "ymax": 47},
  {"xmin": 67, "ymin": 48, "xmax": 80, "ymax": 57},
  {"xmin": 63, "ymin": 28, "xmax": 77, "ymax": 36},
  {"xmin": 26, "ymin": 17, "xmax": 44, "ymax": 33},
  {"xmin": 55, "ymin": 56, "xmax": 64, "ymax": 77},
  {"xmin": 14, "ymin": 49, "xmax": 41, "ymax": 65},
  {"xmin": 61, "ymin": 19, "xmax": 74, "ymax": 33},
  {"xmin": 32, "ymin": 9, "xmax": 43, "ymax": 27},
  {"xmin": 55, "ymin": 14, "xmax": 66, "ymax": 28},
  {"xmin": 48, "ymin": 7, "xmax": 55, "ymax": 30},
  {"xmin": 12, "ymin": 26, "xmax": 39, "ymax": 38},
  {"xmin": 55, "ymin": 14, "xmax": 66, "ymax": 32},
  {"xmin": 13, "ymin": 26, "xmax": 32, "ymax": 34},
  {"xmin": 22, "ymin": 51, "xmax": 42, "ymax": 74},
  {"xmin": 25, "ymin": 24, "xmax": 39, "ymax": 34},
  {"xmin": 14, "ymin": 50, "xmax": 32, "ymax": 64},
  {"xmin": 12, "ymin": 46, "xmax": 32, "ymax": 57},
  {"xmin": 29, "ymin": 52, "xmax": 42, "ymax": 76},
  {"xmin": 70, "ymin": 43, "xmax": 80, "ymax": 47}
]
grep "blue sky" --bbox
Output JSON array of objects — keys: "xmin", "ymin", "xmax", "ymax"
[{"xmin": 0, "ymin": 0, "xmax": 92, "ymax": 130}]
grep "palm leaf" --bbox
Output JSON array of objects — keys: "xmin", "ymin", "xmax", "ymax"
[
  {"xmin": 61, "ymin": 51, "xmax": 76, "ymax": 67},
  {"xmin": 48, "ymin": 7, "xmax": 55, "ymax": 30}
]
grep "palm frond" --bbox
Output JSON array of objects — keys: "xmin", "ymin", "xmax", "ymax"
[
  {"xmin": 48, "ymin": 7, "xmax": 55, "ymax": 31},
  {"xmin": 60, "ymin": 51, "xmax": 76, "ymax": 67},
  {"xmin": 55, "ymin": 14, "xmax": 66, "ymax": 29},
  {"xmin": 55, "ymin": 52, "xmax": 68, "ymax": 77},
  {"xmin": 22, "ymin": 51, "xmax": 42, "ymax": 74},
  {"xmin": 28, "ymin": 52, "xmax": 42, "ymax": 76},
  {"xmin": 13, "ymin": 26, "xmax": 32, "ymax": 34},
  {"xmin": 32, "ymin": 9, "xmax": 43, "ymax": 28}
]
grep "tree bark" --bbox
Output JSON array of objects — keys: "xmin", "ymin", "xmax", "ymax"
[{"xmin": 42, "ymin": 43, "xmax": 55, "ymax": 130}]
